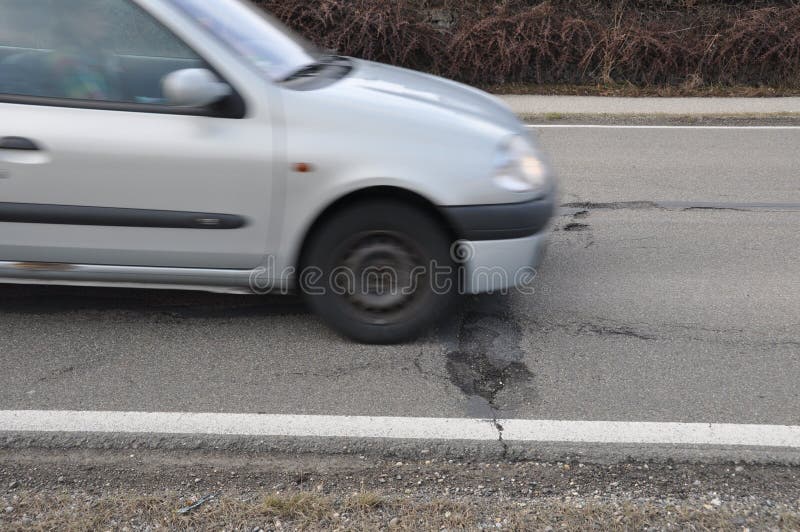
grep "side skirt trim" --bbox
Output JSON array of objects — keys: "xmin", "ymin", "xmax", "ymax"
[{"xmin": 0, "ymin": 202, "xmax": 247, "ymax": 229}]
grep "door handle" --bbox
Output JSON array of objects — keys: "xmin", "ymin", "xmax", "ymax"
[
  {"xmin": 0, "ymin": 137, "xmax": 49, "ymax": 165},
  {"xmin": 0, "ymin": 137, "xmax": 40, "ymax": 151}
]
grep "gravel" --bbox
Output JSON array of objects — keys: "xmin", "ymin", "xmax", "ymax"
[{"xmin": 1, "ymin": 449, "xmax": 799, "ymax": 530}]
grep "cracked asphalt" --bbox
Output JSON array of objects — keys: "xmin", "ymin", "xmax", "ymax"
[{"xmin": 1, "ymin": 125, "xmax": 799, "ymax": 454}]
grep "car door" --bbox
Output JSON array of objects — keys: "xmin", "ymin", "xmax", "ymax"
[{"xmin": 0, "ymin": 0, "xmax": 278, "ymax": 270}]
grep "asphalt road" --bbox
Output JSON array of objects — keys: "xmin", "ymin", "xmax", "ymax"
[{"xmin": 1, "ymin": 125, "xmax": 799, "ymax": 456}]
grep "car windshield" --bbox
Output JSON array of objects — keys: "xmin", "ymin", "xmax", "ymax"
[{"xmin": 169, "ymin": 0, "xmax": 318, "ymax": 81}]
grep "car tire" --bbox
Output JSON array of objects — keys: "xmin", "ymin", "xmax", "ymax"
[{"xmin": 300, "ymin": 199, "xmax": 459, "ymax": 344}]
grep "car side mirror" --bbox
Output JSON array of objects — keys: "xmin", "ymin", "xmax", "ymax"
[{"xmin": 162, "ymin": 68, "xmax": 232, "ymax": 108}]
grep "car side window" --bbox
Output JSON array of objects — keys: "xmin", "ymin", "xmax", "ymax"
[{"xmin": 0, "ymin": 0, "xmax": 205, "ymax": 105}]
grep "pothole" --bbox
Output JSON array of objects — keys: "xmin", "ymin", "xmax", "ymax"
[
  {"xmin": 445, "ymin": 304, "xmax": 535, "ymax": 416},
  {"xmin": 563, "ymin": 222, "xmax": 590, "ymax": 232},
  {"xmin": 446, "ymin": 351, "xmax": 532, "ymax": 404}
]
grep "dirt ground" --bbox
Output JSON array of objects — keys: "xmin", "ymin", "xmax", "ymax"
[{"xmin": 1, "ymin": 449, "xmax": 799, "ymax": 530}]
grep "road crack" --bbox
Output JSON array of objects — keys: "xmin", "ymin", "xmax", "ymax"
[
  {"xmin": 562, "ymin": 200, "xmax": 800, "ymax": 213},
  {"xmin": 579, "ymin": 323, "xmax": 657, "ymax": 341},
  {"xmin": 562, "ymin": 201, "xmax": 659, "ymax": 211},
  {"xmin": 493, "ymin": 419, "xmax": 508, "ymax": 458}
]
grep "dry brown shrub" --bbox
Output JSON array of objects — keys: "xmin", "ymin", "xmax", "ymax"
[
  {"xmin": 261, "ymin": 0, "xmax": 447, "ymax": 73},
  {"xmin": 709, "ymin": 6, "xmax": 800, "ymax": 86},
  {"xmin": 256, "ymin": 0, "xmax": 800, "ymax": 89}
]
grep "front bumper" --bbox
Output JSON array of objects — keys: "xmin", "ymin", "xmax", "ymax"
[
  {"xmin": 443, "ymin": 193, "xmax": 555, "ymax": 294},
  {"xmin": 443, "ymin": 194, "xmax": 555, "ymax": 241},
  {"xmin": 460, "ymin": 231, "xmax": 548, "ymax": 294}
]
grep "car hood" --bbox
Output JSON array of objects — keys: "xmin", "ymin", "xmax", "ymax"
[{"xmin": 336, "ymin": 59, "xmax": 523, "ymax": 132}]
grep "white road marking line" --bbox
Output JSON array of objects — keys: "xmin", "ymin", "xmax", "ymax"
[
  {"xmin": 501, "ymin": 420, "xmax": 800, "ymax": 447},
  {"xmin": 526, "ymin": 124, "xmax": 800, "ymax": 130},
  {"xmin": 2, "ymin": 411, "xmax": 800, "ymax": 448},
  {"xmin": 0, "ymin": 411, "xmax": 497, "ymax": 441}
]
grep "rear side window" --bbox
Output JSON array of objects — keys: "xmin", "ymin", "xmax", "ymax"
[{"xmin": 0, "ymin": 0, "xmax": 203, "ymax": 104}]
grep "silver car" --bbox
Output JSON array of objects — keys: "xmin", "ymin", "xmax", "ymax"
[{"xmin": 0, "ymin": 0, "xmax": 555, "ymax": 343}]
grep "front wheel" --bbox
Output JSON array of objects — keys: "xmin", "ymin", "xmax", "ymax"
[{"xmin": 300, "ymin": 200, "xmax": 459, "ymax": 344}]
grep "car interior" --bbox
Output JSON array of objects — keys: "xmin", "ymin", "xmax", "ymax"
[{"xmin": 0, "ymin": 45, "xmax": 203, "ymax": 102}]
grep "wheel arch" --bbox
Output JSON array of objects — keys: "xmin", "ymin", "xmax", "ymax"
[{"xmin": 295, "ymin": 186, "xmax": 460, "ymax": 271}]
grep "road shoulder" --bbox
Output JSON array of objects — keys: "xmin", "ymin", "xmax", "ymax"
[{"xmin": 1, "ymin": 449, "xmax": 799, "ymax": 530}]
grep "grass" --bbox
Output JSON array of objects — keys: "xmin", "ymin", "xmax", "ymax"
[
  {"xmin": 346, "ymin": 491, "xmax": 385, "ymax": 511},
  {"xmin": 260, "ymin": 492, "xmax": 335, "ymax": 522},
  {"xmin": 3, "ymin": 489, "xmax": 800, "ymax": 531}
]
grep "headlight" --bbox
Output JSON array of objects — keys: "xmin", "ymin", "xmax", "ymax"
[{"xmin": 492, "ymin": 135, "xmax": 548, "ymax": 193}]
